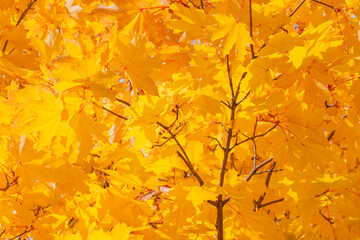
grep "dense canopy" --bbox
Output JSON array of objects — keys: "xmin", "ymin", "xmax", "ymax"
[{"xmin": 0, "ymin": 0, "xmax": 360, "ymax": 239}]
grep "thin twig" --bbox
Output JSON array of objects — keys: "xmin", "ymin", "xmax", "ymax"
[
  {"xmin": 189, "ymin": 0, "xmax": 201, "ymax": 9},
  {"xmin": 253, "ymin": 193, "xmax": 284, "ymax": 211},
  {"xmin": 156, "ymin": 121, "xmax": 204, "ymax": 186},
  {"xmin": 116, "ymin": 98, "xmax": 131, "ymax": 106},
  {"xmin": 102, "ymin": 106, "xmax": 127, "ymax": 120},
  {"xmin": 226, "ymin": 55, "xmax": 234, "ymax": 98},
  {"xmin": 207, "ymin": 136, "xmax": 225, "ymax": 150},
  {"xmin": 249, "ymin": 0, "xmax": 255, "ymax": 59},
  {"xmin": 177, "ymin": 151, "xmax": 204, "ymax": 186},
  {"xmin": 8, "ymin": 227, "xmax": 31, "ymax": 240},
  {"xmin": 260, "ymin": 198, "xmax": 284, "ymax": 208},
  {"xmin": 245, "ymin": 157, "xmax": 274, "ymax": 181},
  {"xmin": 311, "ymin": 0, "xmax": 335, "ymax": 10},
  {"xmin": 200, "ymin": 0, "xmax": 204, "ymax": 9},
  {"xmin": 319, "ymin": 209, "xmax": 335, "ymax": 224},
  {"xmin": 221, "ymin": 100, "xmax": 231, "ymax": 109},
  {"xmin": 231, "ymin": 122, "xmax": 278, "ymax": 150},
  {"xmin": 265, "ymin": 162, "xmax": 276, "ymax": 188},
  {"xmin": 236, "ymin": 91, "xmax": 250, "ymax": 106},
  {"xmin": 0, "ymin": 175, "xmax": 17, "ymax": 191},
  {"xmin": 325, "ymin": 100, "xmax": 337, "ymax": 109},
  {"xmin": 254, "ymin": 168, "xmax": 282, "ymax": 175},
  {"xmin": 214, "ymin": 121, "xmax": 229, "ymax": 133},
  {"xmin": 289, "ymin": 0, "xmax": 306, "ymax": 17},
  {"xmin": 16, "ymin": 0, "xmax": 38, "ymax": 27},
  {"xmin": 327, "ymin": 130, "xmax": 335, "ymax": 141},
  {"xmin": 2, "ymin": 40, "xmax": 8, "ymax": 52}
]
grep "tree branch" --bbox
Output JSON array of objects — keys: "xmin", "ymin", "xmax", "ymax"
[
  {"xmin": 245, "ymin": 157, "xmax": 274, "ymax": 182},
  {"xmin": 265, "ymin": 162, "xmax": 276, "ymax": 188},
  {"xmin": 0, "ymin": 175, "xmax": 17, "ymax": 191},
  {"xmin": 231, "ymin": 122, "xmax": 278, "ymax": 150},
  {"xmin": 102, "ymin": 106, "xmax": 127, "ymax": 120},
  {"xmin": 236, "ymin": 91, "xmax": 250, "ymax": 106},
  {"xmin": 156, "ymin": 121, "xmax": 204, "ymax": 186},
  {"xmin": 207, "ymin": 136, "xmax": 225, "ymax": 150},
  {"xmin": 311, "ymin": 0, "xmax": 335, "ymax": 10},
  {"xmin": 289, "ymin": 0, "xmax": 306, "ymax": 17},
  {"xmin": 16, "ymin": 0, "xmax": 38, "ymax": 27},
  {"xmin": 253, "ymin": 192, "xmax": 284, "ymax": 211},
  {"xmin": 116, "ymin": 98, "xmax": 131, "ymax": 106},
  {"xmin": 319, "ymin": 209, "xmax": 335, "ymax": 224},
  {"xmin": 8, "ymin": 227, "xmax": 31, "ymax": 240},
  {"xmin": 226, "ymin": 54, "xmax": 234, "ymax": 98},
  {"xmin": 177, "ymin": 151, "xmax": 204, "ymax": 186},
  {"xmin": 249, "ymin": 0, "xmax": 255, "ymax": 59}
]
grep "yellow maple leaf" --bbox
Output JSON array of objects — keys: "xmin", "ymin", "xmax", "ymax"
[
  {"xmin": 24, "ymin": 89, "xmax": 63, "ymax": 150},
  {"xmin": 210, "ymin": 14, "xmax": 252, "ymax": 57},
  {"xmin": 109, "ymin": 35, "xmax": 160, "ymax": 96}
]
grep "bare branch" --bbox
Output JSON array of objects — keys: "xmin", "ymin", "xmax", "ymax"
[
  {"xmin": 226, "ymin": 54, "xmax": 234, "ymax": 98},
  {"xmin": 260, "ymin": 198, "xmax": 284, "ymax": 208},
  {"xmin": 16, "ymin": 0, "xmax": 38, "ymax": 27},
  {"xmin": 231, "ymin": 122, "xmax": 278, "ymax": 150},
  {"xmin": 0, "ymin": 175, "xmax": 17, "ymax": 191},
  {"xmin": 189, "ymin": 0, "xmax": 201, "ymax": 9},
  {"xmin": 156, "ymin": 120, "xmax": 204, "ymax": 186},
  {"xmin": 327, "ymin": 130, "xmax": 335, "ymax": 141},
  {"xmin": 8, "ymin": 227, "xmax": 31, "ymax": 240},
  {"xmin": 249, "ymin": 0, "xmax": 255, "ymax": 59},
  {"xmin": 177, "ymin": 151, "xmax": 204, "ymax": 186},
  {"xmin": 245, "ymin": 157, "xmax": 274, "ymax": 182},
  {"xmin": 116, "ymin": 98, "xmax": 131, "ymax": 106},
  {"xmin": 253, "ymin": 193, "xmax": 284, "ymax": 211},
  {"xmin": 311, "ymin": 0, "xmax": 335, "ymax": 10},
  {"xmin": 290, "ymin": 0, "xmax": 306, "ymax": 17},
  {"xmin": 207, "ymin": 136, "xmax": 225, "ymax": 150},
  {"xmin": 2, "ymin": 40, "xmax": 8, "ymax": 52},
  {"xmin": 254, "ymin": 168, "xmax": 282, "ymax": 175},
  {"xmin": 153, "ymin": 136, "xmax": 172, "ymax": 147},
  {"xmin": 325, "ymin": 100, "xmax": 337, "ymax": 109},
  {"xmin": 200, "ymin": 0, "xmax": 204, "ymax": 9},
  {"xmin": 207, "ymin": 200, "xmax": 217, "ymax": 206},
  {"xmin": 236, "ymin": 91, "xmax": 250, "ymax": 106},
  {"xmin": 214, "ymin": 121, "xmax": 229, "ymax": 133},
  {"xmin": 102, "ymin": 106, "xmax": 127, "ymax": 120},
  {"xmin": 319, "ymin": 209, "xmax": 335, "ymax": 224},
  {"xmin": 221, "ymin": 100, "xmax": 231, "ymax": 109},
  {"xmin": 265, "ymin": 162, "xmax": 276, "ymax": 188},
  {"xmin": 169, "ymin": 105, "xmax": 180, "ymax": 129},
  {"xmin": 315, "ymin": 189, "xmax": 330, "ymax": 197}
]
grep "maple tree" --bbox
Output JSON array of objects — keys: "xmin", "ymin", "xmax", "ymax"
[{"xmin": 0, "ymin": 0, "xmax": 360, "ymax": 239}]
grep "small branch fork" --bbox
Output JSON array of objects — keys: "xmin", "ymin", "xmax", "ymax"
[
  {"xmin": 253, "ymin": 192, "xmax": 284, "ymax": 212},
  {"xmin": 208, "ymin": 55, "xmax": 252, "ymax": 240},
  {"xmin": 0, "ymin": 175, "xmax": 18, "ymax": 191},
  {"xmin": 156, "ymin": 107, "xmax": 204, "ymax": 186},
  {"xmin": 0, "ymin": 164, "xmax": 18, "ymax": 191},
  {"xmin": 207, "ymin": 56, "xmax": 282, "ymax": 239}
]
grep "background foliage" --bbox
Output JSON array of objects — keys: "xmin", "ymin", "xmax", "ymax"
[{"xmin": 0, "ymin": 0, "xmax": 360, "ymax": 239}]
